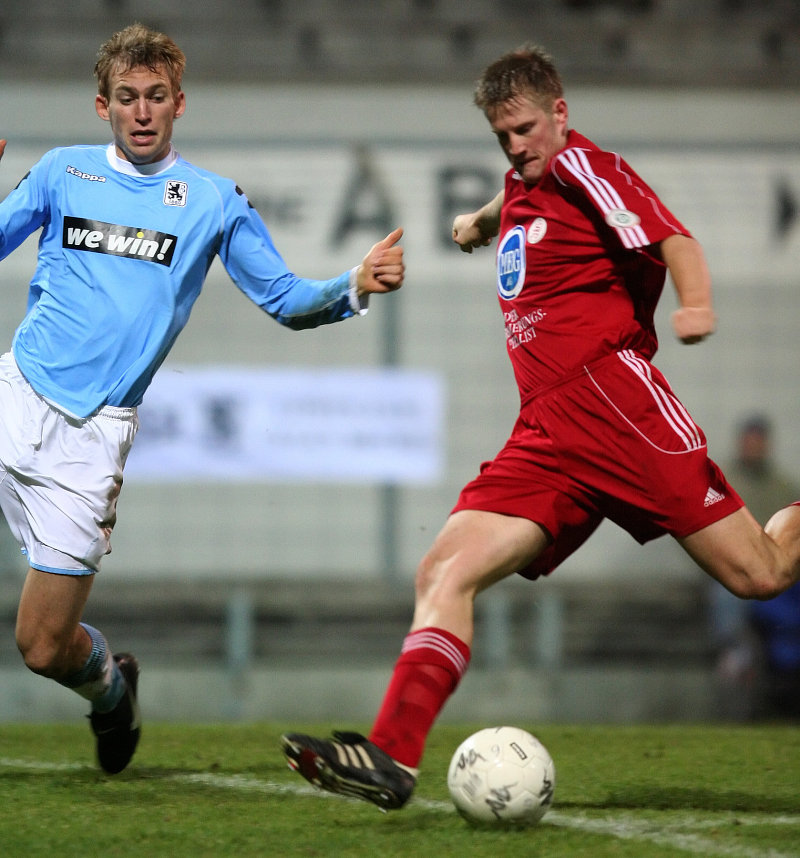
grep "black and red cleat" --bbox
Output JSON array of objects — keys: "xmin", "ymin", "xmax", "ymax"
[{"xmin": 281, "ymin": 730, "xmax": 415, "ymax": 810}]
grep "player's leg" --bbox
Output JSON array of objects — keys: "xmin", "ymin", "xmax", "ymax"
[
  {"xmin": 678, "ymin": 503, "xmax": 800, "ymax": 599},
  {"xmin": 15, "ymin": 565, "xmax": 95, "ymax": 678},
  {"xmin": 282, "ymin": 509, "xmax": 549, "ymax": 809},
  {"xmin": 575, "ymin": 354, "xmax": 800, "ymax": 598},
  {"xmin": 15, "ymin": 565, "xmax": 141, "ymax": 774},
  {"xmin": 2, "ymin": 373, "xmax": 141, "ymax": 773},
  {"xmin": 409, "ymin": 508, "xmax": 549, "ymax": 643},
  {"xmin": 366, "ymin": 509, "xmax": 548, "ymax": 766}
]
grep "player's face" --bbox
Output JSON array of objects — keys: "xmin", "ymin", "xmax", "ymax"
[
  {"xmin": 489, "ymin": 95, "xmax": 568, "ymax": 185},
  {"xmin": 95, "ymin": 64, "xmax": 185, "ymax": 165}
]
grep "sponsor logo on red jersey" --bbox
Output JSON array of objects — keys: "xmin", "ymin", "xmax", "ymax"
[{"xmin": 497, "ymin": 225, "xmax": 527, "ymax": 300}]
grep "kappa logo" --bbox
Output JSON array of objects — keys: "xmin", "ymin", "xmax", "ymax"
[
  {"xmin": 62, "ymin": 216, "xmax": 177, "ymax": 266},
  {"xmin": 164, "ymin": 180, "xmax": 188, "ymax": 207},
  {"xmin": 704, "ymin": 487, "xmax": 726, "ymax": 507},
  {"xmin": 66, "ymin": 164, "xmax": 106, "ymax": 183}
]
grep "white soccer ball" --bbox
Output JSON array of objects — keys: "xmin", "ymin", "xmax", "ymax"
[{"xmin": 447, "ymin": 726, "xmax": 555, "ymax": 826}]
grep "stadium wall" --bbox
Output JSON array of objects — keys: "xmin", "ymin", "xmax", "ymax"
[{"xmin": 2, "ymin": 84, "xmax": 800, "ymax": 586}]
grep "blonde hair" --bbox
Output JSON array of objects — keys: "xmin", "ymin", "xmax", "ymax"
[
  {"xmin": 94, "ymin": 23, "xmax": 186, "ymax": 99},
  {"xmin": 474, "ymin": 45, "xmax": 563, "ymax": 117}
]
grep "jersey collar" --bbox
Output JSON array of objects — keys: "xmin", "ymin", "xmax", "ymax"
[{"xmin": 105, "ymin": 143, "xmax": 179, "ymax": 176}]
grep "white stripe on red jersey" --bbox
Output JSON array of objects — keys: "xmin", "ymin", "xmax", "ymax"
[{"xmin": 555, "ymin": 147, "xmax": 651, "ymax": 249}]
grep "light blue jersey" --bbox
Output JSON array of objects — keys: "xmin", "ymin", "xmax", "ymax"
[{"xmin": 0, "ymin": 144, "xmax": 356, "ymax": 418}]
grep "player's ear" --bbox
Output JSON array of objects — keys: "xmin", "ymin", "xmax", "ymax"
[
  {"xmin": 95, "ymin": 94, "xmax": 110, "ymax": 122},
  {"xmin": 173, "ymin": 90, "xmax": 186, "ymax": 119},
  {"xmin": 552, "ymin": 97, "xmax": 569, "ymax": 134}
]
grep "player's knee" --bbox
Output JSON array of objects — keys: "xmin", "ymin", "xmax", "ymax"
[
  {"xmin": 746, "ymin": 577, "xmax": 785, "ymax": 601},
  {"xmin": 16, "ymin": 629, "xmax": 66, "ymax": 678},
  {"xmin": 726, "ymin": 569, "xmax": 784, "ymax": 601},
  {"xmin": 414, "ymin": 551, "xmax": 474, "ymax": 610},
  {"xmin": 414, "ymin": 552, "xmax": 448, "ymax": 610}
]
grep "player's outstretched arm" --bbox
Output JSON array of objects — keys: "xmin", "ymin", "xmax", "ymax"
[
  {"xmin": 356, "ymin": 227, "xmax": 404, "ymax": 296},
  {"xmin": 661, "ymin": 233, "xmax": 717, "ymax": 344},
  {"xmin": 452, "ymin": 190, "xmax": 504, "ymax": 253}
]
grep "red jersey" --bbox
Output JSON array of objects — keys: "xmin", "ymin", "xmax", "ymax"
[{"xmin": 497, "ymin": 129, "xmax": 689, "ymax": 404}]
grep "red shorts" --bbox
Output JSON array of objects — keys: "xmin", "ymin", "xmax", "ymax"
[{"xmin": 452, "ymin": 350, "xmax": 743, "ymax": 579}]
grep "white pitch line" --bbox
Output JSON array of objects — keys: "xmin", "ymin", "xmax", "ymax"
[
  {"xmin": 546, "ymin": 812, "xmax": 800, "ymax": 858},
  {"xmin": 0, "ymin": 757, "xmax": 85, "ymax": 772},
  {"xmin": 2, "ymin": 758, "xmax": 799, "ymax": 858}
]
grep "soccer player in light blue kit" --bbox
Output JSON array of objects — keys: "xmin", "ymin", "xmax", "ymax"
[{"xmin": 0, "ymin": 24, "xmax": 404, "ymax": 774}]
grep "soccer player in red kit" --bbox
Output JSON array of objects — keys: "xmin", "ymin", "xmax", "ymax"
[{"xmin": 282, "ymin": 45, "xmax": 800, "ymax": 810}]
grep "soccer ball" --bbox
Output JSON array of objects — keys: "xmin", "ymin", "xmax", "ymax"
[{"xmin": 447, "ymin": 726, "xmax": 555, "ymax": 826}]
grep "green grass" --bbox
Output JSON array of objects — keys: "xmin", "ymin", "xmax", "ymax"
[{"xmin": 1, "ymin": 723, "xmax": 799, "ymax": 857}]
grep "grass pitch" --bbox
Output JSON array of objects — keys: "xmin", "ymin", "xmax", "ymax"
[{"xmin": 1, "ymin": 723, "xmax": 798, "ymax": 857}]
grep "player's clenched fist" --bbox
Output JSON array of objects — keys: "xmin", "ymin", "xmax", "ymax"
[
  {"xmin": 452, "ymin": 190, "xmax": 503, "ymax": 254},
  {"xmin": 452, "ymin": 213, "xmax": 496, "ymax": 254},
  {"xmin": 356, "ymin": 227, "xmax": 405, "ymax": 295},
  {"xmin": 671, "ymin": 306, "xmax": 716, "ymax": 344}
]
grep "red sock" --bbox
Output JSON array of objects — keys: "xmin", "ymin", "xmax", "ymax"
[{"xmin": 368, "ymin": 627, "xmax": 470, "ymax": 768}]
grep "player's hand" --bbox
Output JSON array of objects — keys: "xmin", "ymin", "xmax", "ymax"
[
  {"xmin": 671, "ymin": 306, "xmax": 716, "ymax": 344},
  {"xmin": 356, "ymin": 227, "xmax": 404, "ymax": 295},
  {"xmin": 452, "ymin": 211, "xmax": 499, "ymax": 254}
]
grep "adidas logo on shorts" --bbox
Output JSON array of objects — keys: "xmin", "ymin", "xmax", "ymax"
[{"xmin": 703, "ymin": 487, "xmax": 726, "ymax": 507}]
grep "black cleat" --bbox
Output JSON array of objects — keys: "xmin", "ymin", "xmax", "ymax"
[
  {"xmin": 281, "ymin": 730, "xmax": 416, "ymax": 810},
  {"xmin": 89, "ymin": 653, "xmax": 141, "ymax": 774}
]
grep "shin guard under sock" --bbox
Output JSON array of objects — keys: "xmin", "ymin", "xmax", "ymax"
[{"xmin": 369, "ymin": 627, "xmax": 470, "ymax": 768}]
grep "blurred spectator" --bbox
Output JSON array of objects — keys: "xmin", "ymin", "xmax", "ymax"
[
  {"xmin": 750, "ymin": 582, "xmax": 800, "ymax": 719},
  {"xmin": 726, "ymin": 416, "xmax": 799, "ymax": 518},
  {"xmin": 709, "ymin": 415, "xmax": 800, "ymax": 720}
]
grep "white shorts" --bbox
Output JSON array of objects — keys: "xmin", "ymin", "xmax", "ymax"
[{"xmin": 0, "ymin": 353, "xmax": 138, "ymax": 574}]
